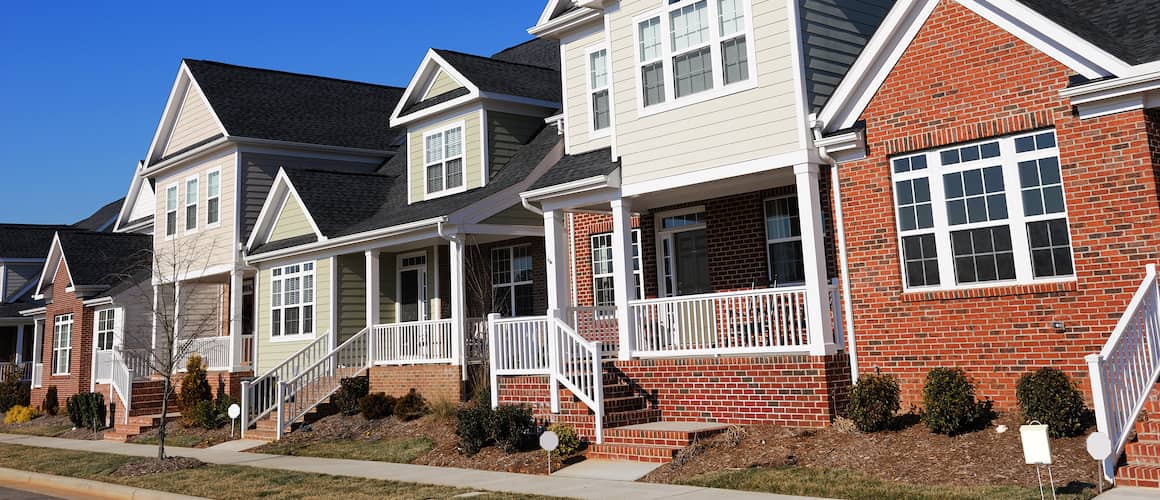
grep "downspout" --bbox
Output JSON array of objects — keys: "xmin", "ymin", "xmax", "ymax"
[
  {"xmin": 811, "ymin": 119, "xmax": 860, "ymax": 383},
  {"xmin": 521, "ymin": 196, "xmax": 544, "ymax": 216}
]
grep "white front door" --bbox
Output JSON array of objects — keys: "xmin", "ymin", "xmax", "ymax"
[{"xmin": 93, "ymin": 308, "xmax": 119, "ymax": 382}]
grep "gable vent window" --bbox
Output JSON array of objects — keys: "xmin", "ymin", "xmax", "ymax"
[
  {"xmin": 424, "ymin": 125, "xmax": 465, "ymax": 196},
  {"xmin": 206, "ymin": 169, "xmax": 221, "ymax": 226},
  {"xmin": 890, "ymin": 130, "xmax": 1074, "ymax": 291},
  {"xmin": 165, "ymin": 185, "xmax": 178, "ymax": 238},
  {"xmin": 589, "ymin": 48, "xmax": 611, "ymax": 131}
]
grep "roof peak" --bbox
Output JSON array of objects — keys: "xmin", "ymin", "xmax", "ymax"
[
  {"xmin": 183, "ymin": 58, "xmax": 406, "ymax": 92},
  {"xmin": 432, "ymin": 49, "xmax": 558, "ymax": 72}
]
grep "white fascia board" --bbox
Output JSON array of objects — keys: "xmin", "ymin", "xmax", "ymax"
[
  {"xmin": 34, "ymin": 234, "xmax": 68, "ymax": 297},
  {"xmin": 113, "ymin": 161, "xmax": 146, "ymax": 233},
  {"xmin": 82, "ymin": 296, "xmax": 115, "ymax": 307},
  {"xmin": 528, "ymin": 7, "xmax": 602, "ymax": 38},
  {"xmin": 390, "ymin": 50, "xmax": 481, "ymax": 126},
  {"xmin": 244, "ymin": 217, "xmax": 448, "ymax": 265},
  {"xmin": 18, "ymin": 306, "xmax": 46, "ymax": 317},
  {"xmin": 1060, "ymin": 70, "xmax": 1160, "ymax": 118},
  {"xmin": 144, "ymin": 63, "xmax": 229, "ymax": 167},
  {"xmin": 245, "ymin": 168, "xmax": 328, "ymax": 251},
  {"xmin": 520, "ymin": 175, "xmax": 614, "ymax": 202}
]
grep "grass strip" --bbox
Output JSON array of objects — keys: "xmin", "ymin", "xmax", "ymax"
[{"xmin": 257, "ymin": 437, "xmax": 434, "ymax": 463}]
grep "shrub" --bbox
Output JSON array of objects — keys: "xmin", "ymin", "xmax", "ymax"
[
  {"xmin": 359, "ymin": 393, "xmax": 396, "ymax": 420},
  {"xmin": 1016, "ymin": 368, "xmax": 1090, "ymax": 438},
  {"xmin": 4, "ymin": 405, "xmax": 39, "ymax": 424},
  {"xmin": 65, "ymin": 392, "xmax": 106, "ymax": 431},
  {"xmin": 429, "ymin": 397, "xmax": 457, "ymax": 421},
  {"xmin": 188, "ymin": 400, "xmax": 219, "ymax": 429},
  {"xmin": 846, "ymin": 373, "xmax": 901, "ymax": 432},
  {"xmin": 922, "ymin": 368, "xmax": 994, "ymax": 435},
  {"xmin": 332, "ymin": 377, "xmax": 369, "ymax": 416},
  {"xmin": 0, "ymin": 366, "xmax": 30, "ymax": 413},
  {"xmin": 43, "ymin": 386, "xmax": 59, "ymax": 416},
  {"xmin": 493, "ymin": 404, "xmax": 535, "ymax": 453},
  {"xmin": 178, "ymin": 355, "xmax": 213, "ymax": 425},
  {"xmin": 456, "ymin": 404, "xmax": 495, "ymax": 455},
  {"xmin": 547, "ymin": 423, "xmax": 581, "ymax": 457},
  {"xmin": 393, "ymin": 389, "xmax": 429, "ymax": 421}
]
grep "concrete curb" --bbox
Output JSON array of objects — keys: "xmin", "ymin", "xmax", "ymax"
[{"xmin": 0, "ymin": 466, "xmax": 206, "ymax": 500}]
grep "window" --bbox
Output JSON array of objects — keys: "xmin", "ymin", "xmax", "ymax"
[
  {"xmin": 424, "ymin": 125, "xmax": 465, "ymax": 196},
  {"xmin": 492, "ymin": 246, "xmax": 534, "ymax": 317},
  {"xmin": 764, "ymin": 196, "xmax": 804, "ymax": 284},
  {"xmin": 636, "ymin": 0, "xmax": 753, "ymax": 109},
  {"xmin": 206, "ymin": 169, "xmax": 221, "ymax": 226},
  {"xmin": 657, "ymin": 208, "xmax": 710, "ymax": 296},
  {"xmin": 271, "ymin": 262, "xmax": 314, "ymax": 338},
  {"xmin": 890, "ymin": 130, "xmax": 1074, "ymax": 290},
  {"xmin": 589, "ymin": 48, "xmax": 611, "ymax": 131},
  {"xmin": 95, "ymin": 309, "xmax": 115, "ymax": 351},
  {"xmin": 52, "ymin": 314, "xmax": 72, "ymax": 375},
  {"xmin": 591, "ymin": 230, "xmax": 644, "ymax": 306},
  {"xmin": 185, "ymin": 176, "xmax": 198, "ymax": 232},
  {"xmin": 165, "ymin": 185, "xmax": 178, "ymax": 238}
]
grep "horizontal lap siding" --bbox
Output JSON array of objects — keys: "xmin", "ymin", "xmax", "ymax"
[
  {"xmin": 164, "ymin": 84, "xmax": 219, "ymax": 157},
  {"xmin": 425, "ymin": 70, "xmax": 464, "ymax": 99},
  {"xmin": 336, "ymin": 253, "xmax": 367, "ymax": 342},
  {"xmin": 153, "ymin": 150, "xmax": 238, "ymax": 275},
  {"xmin": 408, "ymin": 111, "xmax": 483, "ymax": 203},
  {"xmin": 255, "ymin": 258, "xmax": 330, "ymax": 374},
  {"xmin": 269, "ymin": 197, "xmax": 312, "ymax": 241},
  {"xmin": 489, "ymin": 112, "xmax": 543, "ymax": 177},
  {"xmin": 5, "ymin": 264, "xmax": 41, "ymax": 300},
  {"xmin": 564, "ymin": 25, "xmax": 613, "ymax": 155},
  {"xmin": 181, "ymin": 283, "xmax": 224, "ymax": 339}
]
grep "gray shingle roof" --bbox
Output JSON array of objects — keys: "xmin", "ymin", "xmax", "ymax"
[
  {"xmin": 528, "ymin": 148, "xmax": 619, "ymax": 191},
  {"xmin": 491, "ymin": 38, "xmax": 561, "ymax": 71},
  {"xmin": 433, "ymin": 49, "xmax": 560, "ymax": 101},
  {"xmin": 183, "ymin": 59, "xmax": 406, "ymax": 152},
  {"xmin": 0, "ymin": 225, "xmax": 75, "ymax": 259},
  {"xmin": 73, "ymin": 198, "xmax": 125, "ymax": 232},
  {"xmin": 56, "ymin": 232, "xmax": 152, "ymax": 289},
  {"xmin": 1016, "ymin": 0, "xmax": 1160, "ymax": 65}
]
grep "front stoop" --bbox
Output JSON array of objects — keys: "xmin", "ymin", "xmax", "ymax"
[
  {"xmin": 1116, "ymin": 386, "xmax": 1160, "ymax": 488},
  {"xmin": 587, "ymin": 422, "xmax": 731, "ymax": 463}
]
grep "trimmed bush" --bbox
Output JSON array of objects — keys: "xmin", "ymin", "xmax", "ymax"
[
  {"xmin": 65, "ymin": 392, "xmax": 106, "ymax": 431},
  {"xmin": 921, "ymin": 368, "xmax": 994, "ymax": 435},
  {"xmin": 393, "ymin": 389, "xmax": 429, "ymax": 421},
  {"xmin": 359, "ymin": 393, "xmax": 396, "ymax": 420},
  {"xmin": 493, "ymin": 404, "xmax": 535, "ymax": 453},
  {"xmin": 332, "ymin": 377, "xmax": 369, "ymax": 416},
  {"xmin": 187, "ymin": 400, "xmax": 219, "ymax": 429},
  {"xmin": 846, "ymin": 373, "xmax": 901, "ymax": 432},
  {"xmin": 1016, "ymin": 367, "xmax": 1090, "ymax": 438},
  {"xmin": 178, "ymin": 354, "xmax": 212, "ymax": 426},
  {"xmin": 547, "ymin": 423, "xmax": 581, "ymax": 457},
  {"xmin": 456, "ymin": 404, "xmax": 495, "ymax": 455},
  {"xmin": 4, "ymin": 405, "xmax": 39, "ymax": 424},
  {"xmin": 43, "ymin": 386, "xmax": 59, "ymax": 416},
  {"xmin": 0, "ymin": 366, "xmax": 30, "ymax": 413}
]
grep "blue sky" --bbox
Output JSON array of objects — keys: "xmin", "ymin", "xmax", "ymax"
[{"xmin": 0, "ymin": 1, "xmax": 541, "ymax": 224}]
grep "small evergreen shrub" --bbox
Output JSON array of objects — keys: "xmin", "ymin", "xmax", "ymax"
[
  {"xmin": 456, "ymin": 404, "xmax": 495, "ymax": 455},
  {"xmin": 1016, "ymin": 367, "xmax": 1090, "ymax": 438},
  {"xmin": 0, "ymin": 366, "xmax": 30, "ymax": 412},
  {"xmin": 846, "ymin": 373, "xmax": 901, "ymax": 432},
  {"xmin": 547, "ymin": 423, "xmax": 581, "ymax": 457},
  {"xmin": 332, "ymin": 377, "xmax": 369, "ymax": 416},
  {"xmin": 359, "ymin": 393, "xmax": 396, "ymax": 420},
  {"xmin": 4, "ymin": 405, "xmax": 39, "ymax": 424},
  {"xmin": 188, "ymin": 400, "xmax": 219, "ymax": 429},
  {"xmin": 493, "ymin": 404, "xmax": 535, "ymax": 453},
  {"xmin": 921, "ymin": 368, "xmax": 994, "ymax": 435},
  {"xmin": 65, "ymin": 392, "xmax": 106, "ymax": 431},
  {"xmin": 43, "ymin": 386, "xmax": 59, "ymax": 416},
  {"xmin": 393, "ymin": 389, "xmax": 429, "ymax": 421},
  {"xmin": 178, "ymin": 354, "xmax": 212, "ymax": 426}
]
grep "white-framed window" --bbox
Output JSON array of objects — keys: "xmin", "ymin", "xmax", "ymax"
[
  {"xmin": 587, "ymin": 47, "xmax": 611, "ymax": 132},
  {"xmin": 95, "ymin": 308, "xmax": 116, "ymax": 351},
  {"xmin": 52, "ymin": 313, "xmax": 72, "ymax": 375},
  {"xmin": 206, "ymin": 169, "xmax": 221, "ymax": 226},
  {"xmin": 165, "ymin": 185, "xmax": 178, "ymax": 238},
  {"xmin": 764, "ymin": 196, "xmax": 805, "ymax": 285},
  {"xmin": 271, "ymin": 262, "xmax": 315, "ymax": 339},
  {"xmin": 424, "ymin": 123, "xmax": 466, "ymax": 196},
  {"xmin": 185, "ymin": 176, "xmax": 199, "ymax": 232},
  {"xmin": 492, "ymin": 246, "xmax": 534, "ymax": 317},
  {"xmin": 634, "ymin": 0, "xmax": 755, "ymax": 112},
  {"xmin": 591, "ymin": 230, "xmax": 644, "ymax": 306},
  {"xmin": 891, "ymin": 130, "xmax": 1074, "ymax": 291}
]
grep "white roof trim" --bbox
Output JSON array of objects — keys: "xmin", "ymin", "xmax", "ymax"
[
  {"xmin": 245, "ymin": 168, "xmax": 328, "ymax": 251},
  {"xmin": 390, "ymin": 49, "xmax": 482, "ymax": 127},
  {"xmin": 143, "ymin": 62, "xmax": 229, "ymax": 166},
  {"xmin": 34, "ymin": 233, "xmax": 71, "ymax": 297},
  {"xmin": 528, "ymin": 6, "xmax": 602, "ymax": 38},
  {"xmin": 114, "ymin": 160, "xmax": 151, "ymax": 233}
]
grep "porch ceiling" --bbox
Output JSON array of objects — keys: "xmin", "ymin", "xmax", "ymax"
[{"xmin": 628, "ymin": 167, "xmax": 796, "ymax": 212}]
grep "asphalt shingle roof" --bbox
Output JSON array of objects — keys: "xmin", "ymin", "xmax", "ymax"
[
  {"xmin": 183, "ymin": 59, "xmax": 407, "ymax": 152},
  {"xmin": 491, "ymin": 38, "xmax": 561, "ymax": 71},
  {"xmin": 1017, "ymin": 0, "xmax": 1160, "ymax": 66},
  {"xmin": 72, "ymin": 198, "xmax": 125, "ymax": 232},
  {"xmin": 528, "ymin": 148, "xmax": 619, "ymax": 191},
  {"xmin": 0, "ymin": 225, "xmax": 75, "ymax": 259},
  {"xmin": 56, "ymin": 232, "xmax": 152, "ymax": 289}
]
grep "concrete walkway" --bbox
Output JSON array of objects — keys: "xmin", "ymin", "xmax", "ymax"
[{"xmin": 0, "ymin": 433, "xmax": 827, "ymax": 500}]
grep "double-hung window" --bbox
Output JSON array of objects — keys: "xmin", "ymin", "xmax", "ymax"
[
  {"xmin": 764, "ymin": 196, "xmax": 805, "ymax": 285},
  {"xmin": 271, "ymin": 262, "xmax": 315, "ymax": 339},
  {"xmin": 424, "ymin": 125, "xmax": 465, "ymax": 196},
  {"xmin": 891, "ymin": 130, "xmax": 1074, "ymax": 291},
  {"xmin": 185, "ymin": 176, "xmax": 199, "ymax": 232},
  {"xmin": 206, "ymin": 169, "xmax": 221, "ymax": 226},
  {"xmin": 52, "ymin": 314, "xmax": 72, "ymax": 375},
  {"xmin": 95, "ymin": 308, "xmax": 116, "ymax": 351},
  {"xmin": 591, "ymin": 230, "xmax": 644, "ymax": 306},
  {"xmin": 589, "ymin": 48, "xmax": 611, "ymax": 131},
  {"xmin": 636, "ymin": 0, "xmax": 753, "ymax": 109},
  {"xmin": 492, "ymin": 246, "xmax": 534, "ymax": 317},
  {"xmin": 165, "ymin": 185, "xmax": 178, "ymax": 238}
]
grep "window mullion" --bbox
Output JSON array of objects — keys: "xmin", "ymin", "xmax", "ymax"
[
  {"xmin": 928, "ymin": 152, "xmax": 957, "ymax": 288},
  {"xmin": 661, "ymin": 13, "xmax": 675, "ymax": 104},
  {"xmin": 707, "ymin": 0, "xmax": 725, "ymax": 90},
  {"xmin": 1001, "ymin": 141, "xmax": 1034, "ymax": 282}
]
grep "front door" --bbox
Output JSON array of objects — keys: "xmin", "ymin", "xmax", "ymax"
[
  {"xmin": 93, "ymin": 308, "xmax": 118, "ymax": 382},
  {"xmin": 397, "ymin": 254, "xmax": 427, "ymax": 323}
]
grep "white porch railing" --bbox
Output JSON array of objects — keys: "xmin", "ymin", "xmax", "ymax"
[
  {"xmin": 0, "ymin": 362, "xmax": 33, "ymax": 382},
  {"xmin": 110, "ymin": 351, "xmax": 135, "ymax": 424},
  {"xmin": 570, "ymin": 306, "xmax": 618, "ymax": 358},
  {"xmin": 550, "ymin": 316, "xmax": 605, "ymax": 443},
  {"xmin": 1087, "ymin": 263, "xmax": 1160, "ymax": 482},
  {"xmin": 370, "ymin": 319, "xmax": 453, "ymax": 365},
  {"xmin": 241, "ymin": 332, "xmax": 332, "ymax": 436},
  {"xmin": 277, "ymin": 328, "xmax": 371, "ymax": 439},
  {"xmin": 488, "ymin": 315, "xmax": 550, "ymax": 383},
  {"xmin": 179, "ymin": 337, "xmax": 232, "ymax": 371},
  {"xmin": 31, "ymin": 363, "xmax": 43, "ymax": 388}
]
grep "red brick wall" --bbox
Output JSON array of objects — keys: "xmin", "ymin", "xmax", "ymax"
[
  {"xmin": 369, "ymin": 364, "xmax": 462, "ymax": 403},
  {"xmin": 841, "ymin": 0, "xmax": 1160, "ymax": 408},
  {"xmin": 462, "ymin": 236, "xmax": 548, "ymax": 318},
  {"xmin": 31, "ymin": 260, "xmax": 94, "ymax": 410}
]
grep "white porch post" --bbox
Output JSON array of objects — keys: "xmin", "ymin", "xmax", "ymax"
[
  {"xmin": 151, "ymin": 284, "xmax": 160, "ymax": 350},
  {"xmin": 449, "ymin": 235, "xmax": 466, "ymax": 376},
  {"xmin": 15, "ymin": 324, "xmax": 24, "ymax": 364},
  {"xmin": 365, "ymin": 250, "xmax": 380, "ymax": 329},
  {"xmin": 795, "ymin": 163, "xmax": 836, "ymax": 356},
  {"xmin": 543, "ymin": 210, "xmax": 570, "ymax": 317},
  {"xmin": 610, "ymin": 198, "xmax": 636, "ymax": 361},
  {"xmin": 228, "ymin": 270, "xmax": 244, "ymax": 370},
  {"xmin": 173, "ymin": 281, "xmax": 182, "ymax": 363}
]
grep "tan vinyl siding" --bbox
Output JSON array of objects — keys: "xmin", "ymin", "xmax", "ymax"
[
  {"xmin": 407, "ymin": 111, "xmax": 483, "ymax": 202},
  {"xmin": 488, "ymin": 112, "xmax": 544, "ymax": 177},
  {"xmin": 481, "ymin": 204, "xmax": 544, "ymax": 226},
  {"xmin": 425, "ymin": 69, "xmax": 464, "ymax": 99},
  {"xmin": 269, "ymin": 196, "xmax": 314, "ymax": 241},
  {"xmin": 180, "ymin": 282, "xmax": 224, "ymax": 338},
  {"xmin": 564, "ymin": 25, "xmax": 613, "ymax": 155},
  {"xmin": 153, "ymin": 149, "xmax": 237, "ymax": 276},
  {"xmin": 164, "ymin": 84, "xmax": 220, "ymax": 157},
  {"xmin": 256, "ymin": 258, "xmax": 330, "ymax": 373},
  {"xmin": 607, "ymin": 0, "xmax": 802, "ymax": 186}
]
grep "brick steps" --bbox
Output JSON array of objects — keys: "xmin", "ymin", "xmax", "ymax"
[
  {"xmin": 1116, "ymin": 384, "xmax": 1160, "ymax": 487},
  {"xmin": 103, "ymin": 413, "xmax": 180, "ymax": 442}
]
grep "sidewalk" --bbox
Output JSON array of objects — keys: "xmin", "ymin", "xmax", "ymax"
[{"xmin": 0, "ymin": 433, "xmax": 826, "ymax": 500}]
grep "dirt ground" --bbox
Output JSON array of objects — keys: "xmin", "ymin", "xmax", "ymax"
[
  {"xmin": 129, "ymin": 423, "xmax": 234, "ymax": 448},
  {"xmin": 0, "ymin": 414, "xmax": 103, "ymax": 440},
  {"xmin": 643, "ymin": 413, "xmax": 1097, "ymax": 490}
]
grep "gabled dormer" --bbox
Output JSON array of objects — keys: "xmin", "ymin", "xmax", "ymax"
[{"xmin": 390, "ymin": 45, "xmax": 561, "ymax": 204}]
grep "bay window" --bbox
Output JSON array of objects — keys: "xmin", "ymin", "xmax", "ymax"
[
  {"xmin": 492, "ymin": 246, "xmax": 534, "ymax": 317},
  {"xmin": 271, "ymin": 262, "xmax": 314, "ymax": 339},
  {"xmin": 424, "ymin": 124, "xmax": 465, "ymax": 196}
]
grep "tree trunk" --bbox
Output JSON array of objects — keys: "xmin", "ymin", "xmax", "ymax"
[{"xmin": 157, "ymin": 376, "xmax": 170, "ymax": 460}]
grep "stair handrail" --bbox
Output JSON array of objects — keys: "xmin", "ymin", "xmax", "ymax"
[
  {"xmin": 240, "ymin": 331, "xmax": 332, "ymax": 437},
  {"xmin": 276, "ymin": 327, "xmax": 372, "ymax": 439},
  {"xmin": 1087, "ymin": 263, "xmax": 1160, "ymax": 482},
  {"xmin": 110, "ymin": 350, "xmax": 134, "ymax": 424},
  {"xmin": 548, "ymin": 312, "xmax": 605, "ymax": 444}
]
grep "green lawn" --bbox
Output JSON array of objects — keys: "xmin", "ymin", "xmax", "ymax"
[
  {"xmin": 681, "ymin": 466, "xmax": 1098, "ymax": 500},
  {"xmin": 0, "ymin": 424, "xmax": 73, "ymax": 438},
  {"xmin": 0, "ymin": 443, "xmax": 555, "ymax": 500},
  {"xmin": 258, "ymin": 437, "xmax": 434, "ymax": 463}
]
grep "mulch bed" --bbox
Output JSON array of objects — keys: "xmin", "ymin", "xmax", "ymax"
[
  {"xmin": 0, "ymin": 415, "xmax": 103, "ymax": 440},
  {"xmin": 111, "ymin": 457, "xmax": 206, "ymax": 478},
  {"xmin": 129, "ymin": 423, "xmax": 233, "ymax": 448},
  {"xmin": 643, "ymin": 413, "xmax": 1097, "ymax": 490}
]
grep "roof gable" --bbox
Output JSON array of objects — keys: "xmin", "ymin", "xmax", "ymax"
[
  {"xmin": 423, "ymin": 69, "xmax": 466, "ymax": 100},
  {"xmin": 269, "ymin": 193, "xmax": 315, "ymax": 242},
  {"xmin": 114, "ymin": 161, "xmax": 156, "ymax": 233},
  {"xmin": 144, "ymin": 63, "xmax": 228, "ymax": 166},
  {"xmin": 245, "ymin": 169, "xmax": 326, "ymax": 251}
]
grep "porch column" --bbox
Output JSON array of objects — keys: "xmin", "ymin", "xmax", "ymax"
[
  {"xmin": 15, "ymin": 324, "xmax": 24, "ymax": 364},
  {"xmin": 173, "ymin": 281, "xmax": 182, "ymax": 361},
  {"xmin": 449, "ymin": 234, "xmax": 466, "ymax": 373},
  {"xmin": 610, "ymin": 198, "xmax": 636, "ymax": 361},
  {"xmin": 31, "ymin": 320, "xmax": 42, "ymax": 388},
  {"xmin": 151, "ymin": 284, "xmax": 160, "ymax": 350},
  {"xmin": 795, "ymin": 163, "xmax": 836, "ymax": 356},
  {"xmin": 543, "ymin": 210, "xmax": 570, "ymax": 317},
  {"xmin": 365, "ymin": 250, "xmax": 380, "ymax": 329},
  {"xmin": 228, "ymin": 270, "xmax": 245, "ymax": 370}
]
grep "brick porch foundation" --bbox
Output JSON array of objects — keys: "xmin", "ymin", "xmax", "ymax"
[{"xmin": 368, "ymin": 364, "xmax": 462, "ymax": 403}]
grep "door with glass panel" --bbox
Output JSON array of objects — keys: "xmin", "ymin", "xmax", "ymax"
[
  {"xmin": 656, "ymin": 210, "xmax": 714, "ymax": 349},
  {"xmin": 93, "ymin": 308, "xmax": 118, "ymax": 382},
  {"xmin": 397, "ymin": 253, "xmax": 429, "ymax": 359}
]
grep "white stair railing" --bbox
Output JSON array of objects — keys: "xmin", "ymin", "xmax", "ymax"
[
  {"xmin": 277, "ymin": 328, "xmax": 371, "ymax": 439},
  {"xmin": 1087, "ymin": 263, "xmax": 1160, "ymax": 482},
  {"xmin": 241, "ymin": 332, "xmax": 332, "ymax": 437},
  {"xmin": 109, "ymin": 351, "xmax": 135, "ymax": 424},
  {"xmin": 549, "ymin": 314, "xmax": 605, "ymax": 443},
  {"xmin": 569, "ymin": 306, "xmax": 619, "ymax": 358}
]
